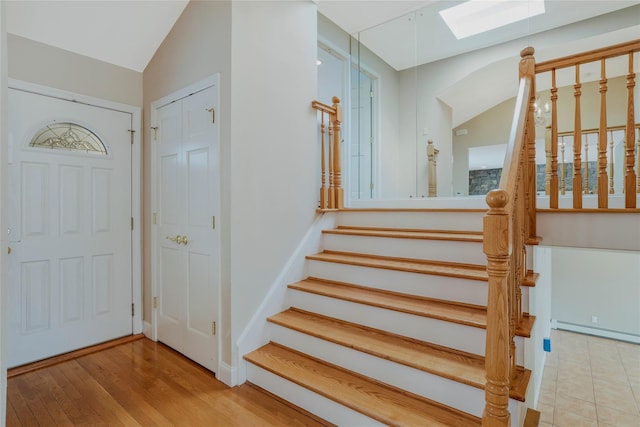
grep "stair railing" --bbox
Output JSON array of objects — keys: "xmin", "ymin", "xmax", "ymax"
[
  {"xmin": 312, "ymin": 97, "xmax": 344, "ymax": 210},
  {"xmin": 535, "ymin": 39, "xmax": 640, "ymax": 208},
  {"xmin": 483, "ymin": 47, "xmax": 536, "ymax": 427}
]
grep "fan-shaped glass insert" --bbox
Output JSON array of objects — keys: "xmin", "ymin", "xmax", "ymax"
[{"xmin": 29, "ymin": 122, "xmax": 107, "ymax": 154}]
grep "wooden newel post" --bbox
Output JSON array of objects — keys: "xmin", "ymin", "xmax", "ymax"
[
  {"xmin": 483, "ymin": 189, "xmax": 511, "ymax": 427},
  {"xmin": 332, "ymin": 96, "xmax": 344, "ymax": 209}
]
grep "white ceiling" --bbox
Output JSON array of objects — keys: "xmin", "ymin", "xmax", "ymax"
[{"xmin": 6, "ymin": 0, "xmax": 189, "ymax": 72}]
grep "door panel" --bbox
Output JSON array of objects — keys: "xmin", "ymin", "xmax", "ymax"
[
  {"xmin": 7, "ymin": 88, "xmax": 133, "ymax": 368},
  {"xmin": 156, "ymin": 84, "xmax": 219, "ymax": 372}
]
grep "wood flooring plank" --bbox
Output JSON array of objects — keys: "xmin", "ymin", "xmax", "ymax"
[
  {"xmin": 77, "ymin": 349, "xmax": 177, "ymax": 426},
  {"xmin": 14, "ymin": 370, "xmax": 74, "ymax": 427},
  {"xmin": 6, "ymin": 400, "xmax": 22, "ymax": 427},
  {"xmin": 8, "ymin": 338, "xmax": 328, "ymax": 426},
  {"xmin": 6, "ymin": 378, "xmax": 38, "ymax": 426},
  {"xmin": 245, "ymin": 342, "xmax": 482, "ymax": 427}
]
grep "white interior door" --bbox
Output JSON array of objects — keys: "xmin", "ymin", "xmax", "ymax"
[
  {"xmin": 7, "ymin": 88, "xmax": 133, "ymax": 368},
  {"xmin": 155, "ymin": 84, "xmax": 219, "ymax": 373}
]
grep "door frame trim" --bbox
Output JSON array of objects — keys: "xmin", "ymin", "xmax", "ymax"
[
  {"xmin": 149, "ymin": 74, "xmax": 221, "ymax": 367},
  {"xmin": 7, "ymin": 78, "xmax": 143, "ymax": 335}
]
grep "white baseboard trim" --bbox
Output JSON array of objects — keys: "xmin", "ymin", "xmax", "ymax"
[
  {"xmin": 552, "ymin": 320, "xmax": 640, "ymax": 344},
  {"xmin": 217, "ymin": 361, "xmax": 236, "ymax": 387},
  {"xmin": 143, "ymin": 321, "xmax": 153, "ymax": 340}
]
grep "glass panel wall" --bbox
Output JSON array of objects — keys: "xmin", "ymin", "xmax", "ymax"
[{"xmin": 329, "ymin": 3, "xmax": 640, "ymax": 204}]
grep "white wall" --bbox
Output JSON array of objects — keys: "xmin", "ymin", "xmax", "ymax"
[
  {"xmin": 0, "ymin": 2, "xmax": 7, "ymax": 423},
  {"xmin": 229, "ymin": 0, "xmax": 318, "ymax": 377},
  {"xmin": 8, "ymin": 34, "xmax": 142, "ymax": 107},
  {"xmin": 551, "ymin": 247, "xmax": 640, "ymax": 338}
]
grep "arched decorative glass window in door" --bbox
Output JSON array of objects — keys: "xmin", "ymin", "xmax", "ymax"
[{"xmin": 29, "ymin": 122, "xmax": 107, "ymax": 154}]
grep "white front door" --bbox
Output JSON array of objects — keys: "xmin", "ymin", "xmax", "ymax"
[
  {"xmin": 7, "ymin": 88, "xmax": 133, "ymax": 368},
  {"xmin": 154, "ymin": 83, "xmax": 219, "ymax": 372}
]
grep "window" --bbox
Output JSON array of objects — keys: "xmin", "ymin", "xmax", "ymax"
[{"xmin": 29, "ymin": 122, "xmax": 107, "ymax": 155}]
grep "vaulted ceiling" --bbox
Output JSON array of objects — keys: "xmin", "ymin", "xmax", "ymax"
[{"xmin": 7, "ymin": 1, "xmax": 639, "ymax": 73}]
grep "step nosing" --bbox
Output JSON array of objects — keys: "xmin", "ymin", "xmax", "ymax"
[{"xmin": 307, "ymin": 252, "xmax": 489, "ymax": 281}]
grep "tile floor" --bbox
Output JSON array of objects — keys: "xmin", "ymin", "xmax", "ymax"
[{"xmin": 536, "ymin": 329, "xmax": 640, "ymax": 427}]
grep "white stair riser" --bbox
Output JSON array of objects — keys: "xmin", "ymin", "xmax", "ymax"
[
  {"xmin": 286, "ymin": 289, "xmax": 487, "ymax": 356},
  {"xmin": 337, "ymin": 211, "xmax": 484, "ymax": 231},
  {"xmin": 246, "ymin": 363, "xmax": 386, "ymax": 427},
  {"xmin": 270, "ymin": 324, "xmax": 487, "ymax": 417},
  {"xmin": 307, "ymin": 260, "xmax": 488, "ymax": 306},
  {"xmin": 321, "ymin": 233, "xmax": 486, "ymax": 265}
]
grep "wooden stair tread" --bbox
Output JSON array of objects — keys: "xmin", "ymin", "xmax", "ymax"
[
  {"xmin": 307, "ymin": 250, "xmax": 488, "ymax": 281},
  {"xmin": 290, "ymin": 278, "xmax": 535, "ymax": 337},
  {"xmin": 522, "ymin": 270, "xmax": 539, "ymax": 287},
  {"xmin": 244, "ymin": 342, "xmax": 482, "ymax": 427},
  {"xmin": 269, "ymin": 308, "xmax": 530, "ymax": 400},
  {"xmin": 290, "ymin": 278, "xmax": 487, "ymax": 329},
  {"xmin": 324, "ymin": 226, "xmax": 483, "ymax": 242}
]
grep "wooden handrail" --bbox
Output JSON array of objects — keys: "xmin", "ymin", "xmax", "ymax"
[
  {"xmin": 312, "ymin": 97, "xmax": 343, "ymax": 210},
  {"xmin": 535, "ymin": 39, "xmax": 640, "ymax": 73},
  {"xmin": 483, "ymin": 47, "xmax": 535, "ymax": 427}
]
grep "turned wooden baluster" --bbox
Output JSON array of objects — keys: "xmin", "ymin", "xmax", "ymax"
[
  {"xmin": 560, "ymin": 137, "xmax": 566, "ymax": 195},
  {"xmin": 609, "ymin": 132, "xmax": 615, "ymax": 194},
  {"xmin": 636, "ymin": 130, "xmax": 640, "ymax": 193},
  {"xmin": 319, "ymin": 113, "xmax": 328, "ymax": 209},
  {"xmin": 483, "ymin": 189, "xmax": 511, "ymax": 427},
  {"xmin": 550, "ymin": 69, "xmax": 559, "ymax": 208},
  {"xmin": 584, "ymin": 135, "xmax": 589, "ymax": 194},
  {"xmin": 427, "ymin": 139, "xmax": 439, "ymax": 197},
  {"xmin": 544, "ymin": 127, "xmax": 551, "ymax": 195},
  {"xmin": 625, "ymin": 53, "xmax": 637, "ymax": 208},
  {"xmin": 331, "ymin": 96, "xmax": 344, "ymax": 209},
  {"xmin": 598, "ymin": 58, "xmax": 609, "ymax": 207},
  {"xmin": 328, "ymin": 119, "xmax": 335, "ymax": 208},
  {"xmin": 573, "ymin": 64, "xmax": 583, "ymax": 207}
]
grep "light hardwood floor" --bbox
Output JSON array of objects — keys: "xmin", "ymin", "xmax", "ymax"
[
  {"xmin": 7, "ymin": 338, "xmax": 331, "ymax": 426},
  {"xmin": 536, "ymin": 329, "xmax": 640, "ymax": 427}
]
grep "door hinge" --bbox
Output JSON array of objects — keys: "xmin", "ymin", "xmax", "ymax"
[
  {"xmin": 131, "ymin": 217, "xmax": 134, "ymax": 230},
  {"xmin": 151, "ymin": 126, "xmax": 159, "ymax": 141},
  {"xmin": 370, "ymin": 183, "xmax": 374, "ymax": 190},
  {"xmin": 211, "ymin": 321, "xmax": 217, "ymax": 335},
  {"xmin": 370, "ymin": 136, "xmax": 374, "ymax": 144},
  {"xmin": 212, "ymin": 216, "xmax": 216, "ymax": 229},
  {"xmin": 153, "ymin": 212, "xmax": 157, "ymax": 225},
  {"xmin": 153, "ymin": 297, "xmax": 158, "ymax": 309},
  {"xmin": 370, "ymin": 90, "xmax": 374, "ymax": 98},
  {"xmin": 128, "ymin": 129, "xmax": 135, "ymax": 144},
  {"xmin": 131, "ymin": 303, "xmax": 135, "ymax": 316}
]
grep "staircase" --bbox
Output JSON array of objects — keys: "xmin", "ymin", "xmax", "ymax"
[{"xmin": 244, "ymin": 209, "xmax": 535, "ymax": 426}]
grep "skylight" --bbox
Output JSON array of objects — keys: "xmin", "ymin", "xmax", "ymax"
[{"xmin": 439, "ymin": 0, "xmax": 546, "ymax": 40}]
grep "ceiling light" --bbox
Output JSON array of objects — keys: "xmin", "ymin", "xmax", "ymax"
[
  {"xmin": 316, "ymin": 59, "xmax": 323, "ymax": 65},
  {"xmin": 439, "ymin": 0, "xmax": 546, "ymax": 40}
]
